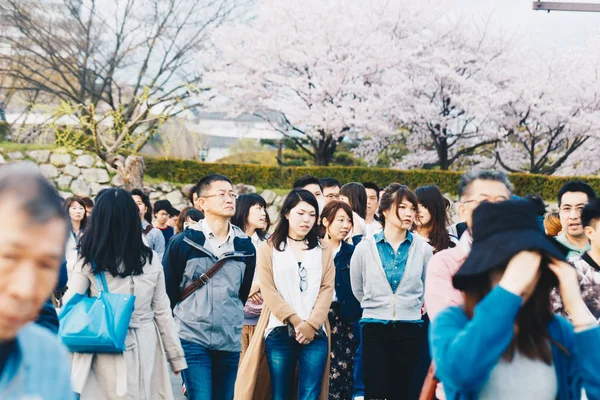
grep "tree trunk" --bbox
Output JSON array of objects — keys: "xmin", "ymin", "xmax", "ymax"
[{"xmin": 110, "ymin": 154, "xmax": 146, "ymax": 190}]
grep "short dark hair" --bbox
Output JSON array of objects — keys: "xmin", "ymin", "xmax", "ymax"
[
  {"xmin": 458, "ymin": 170, "xmax": 513, "ymax": 200},
  {"xmin": 80, "ymin": 188, "xmax": 153, "ymax": 278},
  {"xmin": 188, "ymin": 183, "xmax": 198, "ymax": 206},
  {"xmin": 524, "ymin": 194, "xmax": 546, "ymax": 217},
  {"xmin": 557, "ymin": 181, "xmax": 597, "ymax": 207},
  {"xmin": 363, "ymin": 182, "xmax": 380, "ymax": 199},
  {"xmin": 64, "ymin": 197, "xmax": 89, "ymax": 232},
  {"xmin": 582, "ymin": 198, "xmax": 600, "ymax": 228},
  {"xmin": 81, "ymin": 197, "xmax": 94, "ymax": 209},
  {"xmin": 340, "ymin": 182, "xmax": 367, "ymax": 220},
  {"xmin": 131, "ymin": 188, "xmax": 153, "ymax": 223},
  {"xmin": 195, "ymin": 174, "xmax": 232, "ymax": 198},
  {"xmin": 171, "ymin": 208, "xmax": 180, "ymax": 216},
  {"xmin": 320, "ymin": 200, "xmax": 353, "ymax": 238},
  {"xmin": 270, "ymin": 189, "xmax": 320, "ymax": 251},
  {"xmin": 293, "ymin": 175, "xmax": 322, "ymax": 191},
  {"xmin": 231, "ymin": 193, "xmax": 271, "ymax": 241},
  {"xmin": 0, "ymin": 162, "xmax": 66, "ymax": 228},
  {"xmin": 154, "ymin": 199, "xmax": 173, "ymax": 215},
  {"xmin": 320, "ymin": 177, "xmax": 341, "ymax": 190}
]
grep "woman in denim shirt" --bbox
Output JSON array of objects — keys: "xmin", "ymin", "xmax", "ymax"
[{"xmin": 350, "ymin": 184, "xmax": 433, "ymax": 400}]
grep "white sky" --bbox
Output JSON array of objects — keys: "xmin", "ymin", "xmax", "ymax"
[{"xmin": 452, "ymin": 0, "xmax": 600, "ymax": 50}]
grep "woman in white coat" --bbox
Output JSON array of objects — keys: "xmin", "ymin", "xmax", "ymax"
[{"xmin": 63, "ymin": 188, "xmax": 187, "ymax": 399}]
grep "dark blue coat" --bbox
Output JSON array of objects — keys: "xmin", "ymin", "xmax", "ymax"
[{"xmin": 335, "ymin": 240, "xmax": 362, "ymax": 321}]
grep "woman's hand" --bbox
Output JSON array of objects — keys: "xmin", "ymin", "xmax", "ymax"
[
  {"xmin": 295, "ymin": 321, "xmax": 316, "ymax": 344},
  {"xmin": 499, "ymin": 251, "xmax": 542, "ymax": 298},
  {"xmin": 248, "ymin": 282, "xmax": 263, "ymax": 304},
  {"xmin": 548, "ymin": 258, "xmax": 595, "ymax": 327}
]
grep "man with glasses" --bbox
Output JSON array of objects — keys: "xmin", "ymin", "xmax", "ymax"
[
  {"xmin": 423, "ymin": 170, "xmax": 512, "ymax": 400},
  {"xmin": 320, "ymin": 177, "xmax": 341, "ymax": 204},
  {"xmin": 555, "ymin": 181, "xmax": 597, "ymax": 259},
  {"xmin": 163, "ymin": 174, "xmax": 256, "ymax": 400}
]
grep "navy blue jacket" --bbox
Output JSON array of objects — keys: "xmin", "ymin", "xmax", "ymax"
[{"xmin": 335, "ymin": 240, "xmax": 362, "ymax": 321}]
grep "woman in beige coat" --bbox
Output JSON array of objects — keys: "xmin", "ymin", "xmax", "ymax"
[
  {"xmin": 63, "ymin": 188, "xmax": 187, "ymax": 399},
  {"xmin": 235, "ymin": 189, "xmax": 334, "ymax": 400}
]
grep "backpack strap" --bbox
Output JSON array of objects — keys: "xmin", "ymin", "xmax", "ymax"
[{"xmin": 143, "ymin": 223, "xmax": 154, "ymax": 235}]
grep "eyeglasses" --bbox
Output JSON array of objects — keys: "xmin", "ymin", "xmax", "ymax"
[
  {"xmin": 298, "ymin": 264, "xmax": 308, "ymax": 292},
  {"xmin": 202, "ymin": 192, "xmax": 238, "ymax": 201}
]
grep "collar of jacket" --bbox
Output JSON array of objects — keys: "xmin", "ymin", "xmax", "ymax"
[{"xmin": 183, "ymin": 225, "xmax": 255, "ymax": 256}]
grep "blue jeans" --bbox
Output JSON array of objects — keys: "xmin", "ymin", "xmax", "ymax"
[
  {"xmin": 180, "ymin": 339, "xmax": 240, "ymax": 400},
  {"xmin": 265, "ymin": 326, "xmax": 328, "ymax": 400}
]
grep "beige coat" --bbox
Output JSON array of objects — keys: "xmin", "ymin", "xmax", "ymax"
[
  {"xmin": 234, "ymin": 241, "xmax": 335, "ymax": 400},
  {"xmin": 63, "ymin": 253, "xmax": 187, "ymax": 400}
]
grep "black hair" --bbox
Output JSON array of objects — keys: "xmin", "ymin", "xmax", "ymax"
[
  {"xmin": 524, "ymin": 194, "xmax": 547, "ymax": 217},
  {"xmin": 319, "ymin": 177, "xmax": 341, "ymax": 190},
  {"xmin": 80, "ymin": 188, "xmax": 153, "ymax": 278},
  {"xmin": 363, "ymin": 182, "xmax": 380, "ymax": 199},
  {"xmin": 582, "ymin": 198, "xmax": 600, "ymax": 228},
  {"xmin": 81, "ymin": 197, "xmax": 94, "ymax": 209},
  {"xmin": 194, "ymin": 174, "xmax": 233, "ymax": 198},
  {"xmin": 184, "ymin": 208, "xmax": 203, "ymax": 223},
  {"xmin": 340, "ymin": 182, "xmax": 367, "ymax": 220},
  {"xmin": 415, "ymin": 185, "xmax": 454, "ymax": 253},
  {"xmin": 188, "ymin": 183, "xmax": 198, "ymax": 206},
  {"xmin": 458, "ymin": 170, "xmax": 513, "ymax": 200},
  {"xmin": 0, "ymin": 162, "xmax": 67, "ymax": 229},
  {"xmin": 171, "ymin": 208, "xmax": 180, "ymax": 216},
  {"xmin": 270, "ymin": 189, "xmax": 320, "ymax": 251},
  {"xmin": 154, "ymin": 199, "xmax": 173, "ymax": 216},
  {"xmin": 64, "ymin": 197, "xmax": 88, "ymax": 233},
  {"xmin": 293, "ymin": 175, "xmax": 322, "ymax": 191},
  {"xmin": 558, "ymin": 181, "xmax": 597, "ymax": 207},
  {"xmin": 231, "ymin": 193, "xmax": 271, "ymax": 240},
  {"xmin": 131, "ymin": 188, "xmax": 153, "ymax": 224}
]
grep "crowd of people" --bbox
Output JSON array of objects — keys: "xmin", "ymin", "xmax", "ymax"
[{"xmin": 1, "ymin": 161, "xmax": 600, "ymax": 400}]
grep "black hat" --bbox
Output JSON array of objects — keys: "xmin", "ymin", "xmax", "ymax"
[{"xmin": 453, "ymin": 199, "xmax": 568, "ymax": 291}]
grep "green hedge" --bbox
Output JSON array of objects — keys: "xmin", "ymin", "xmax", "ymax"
[{"xmin": 144, "ymin": 157, "xmax": 600, "ymax": 200}]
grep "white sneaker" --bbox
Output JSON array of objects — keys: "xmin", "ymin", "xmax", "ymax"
[{"xmin": 353, "ymin": 397, "xmax": 365, "ymax": 400}]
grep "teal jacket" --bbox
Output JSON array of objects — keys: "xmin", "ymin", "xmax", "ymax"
[{"xmin": 430, "ymin": 286, "xmax": 600, "ymax": 400}]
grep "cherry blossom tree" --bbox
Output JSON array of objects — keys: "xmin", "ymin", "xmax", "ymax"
[
  {"xmin": 202, "ymin": 0, "xmax": 440, "ymax": 165},
  {"xmin": 357, "ymin": 18, "xmax": 512, "ymax": 170}
]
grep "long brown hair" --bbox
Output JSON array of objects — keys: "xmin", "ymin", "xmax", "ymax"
[
  {"xmin": 415, "ymin": 185, "xmax": 454, "ymax": 252},
  {"xmin": 462, "ymin": 259, "xmax": 558, "ymax": 364},
  {"xmin": 378, "ymin": 184, "xmax": 418, "ymax": 229}
]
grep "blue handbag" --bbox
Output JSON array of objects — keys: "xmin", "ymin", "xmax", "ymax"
[{"xmin": 59, "ymin": 270, "xmax": 136, "ymax": 353}]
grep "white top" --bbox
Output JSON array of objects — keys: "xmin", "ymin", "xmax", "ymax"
[
  {"xmin": 365, "ymin": 219, "xmax": 383, "ymax": 239},
  {"xmin": 331, "ymin": 244, "xmax": 342, "ymax": 302},
  {"xmin": 64, "ymin": 232, "xmax": 78, "ymax": 281},
  {"xmin": 478, "ymin": 351, "xmax": 557, "ymax": 400},
  {"xmin": 251, "ymin": 232, "xmax": 262, "ymax": 283},
  {"xmin": 265, "ymin": 244, "xmax": 324, "ymax": 338}
]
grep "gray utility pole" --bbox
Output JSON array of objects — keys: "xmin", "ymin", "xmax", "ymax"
[{"xmin": 533, "ymin": 1, "xmax": 600, "ymax": 12}]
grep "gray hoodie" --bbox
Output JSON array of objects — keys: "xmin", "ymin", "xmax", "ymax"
[{"xmin": 350, "ymin": 234, "xmax": 433, "ymax": 321}]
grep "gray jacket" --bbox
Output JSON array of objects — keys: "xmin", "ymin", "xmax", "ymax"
[
  {"xmin": 162, "ymin": 223, "xmax": 256, "ymax": 352},
  {"xmin": 350, "ymin": 234, "xmax": 433, "ymax": 321}
]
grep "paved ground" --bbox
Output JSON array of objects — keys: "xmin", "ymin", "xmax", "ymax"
[{"xmin": 170, "ymin": 371, "xmax": 186, "ymax": 399}]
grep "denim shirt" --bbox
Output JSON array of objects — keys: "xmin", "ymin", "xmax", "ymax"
[
  {"xmin": 374, "ymin": 230, "xmax": 413, "ymax": 293},
  {"xmin": 0, "ymin": 324, "xmax": 75, "ymax": 400}
]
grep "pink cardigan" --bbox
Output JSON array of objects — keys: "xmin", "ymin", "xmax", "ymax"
[{"xmin": 424, "ymin": 233, "xmax": 471, "ymax": 400}]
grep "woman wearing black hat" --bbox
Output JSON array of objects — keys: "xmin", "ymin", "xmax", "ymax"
[{"xmin": 430, "ymin": 199, "xmax": 600, "ymax": 400}]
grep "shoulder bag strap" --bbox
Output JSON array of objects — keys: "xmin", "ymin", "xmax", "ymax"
[
  {"xmin": 179, "ymin": 258, "xmax": 229, "ymax": 303},
  {"xmin": 143, "ymin": 223, "xmax": 154, "ymax": 235}
]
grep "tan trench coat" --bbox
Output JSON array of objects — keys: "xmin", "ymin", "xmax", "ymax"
[
  {"xmin": 234, "ymin": 241, "xmax": 335, "ymax": 400},
  {"xmin": 63, "ymin": 254, "xmax": 187, "ymax": 400}
]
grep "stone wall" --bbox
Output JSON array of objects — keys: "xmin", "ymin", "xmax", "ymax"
[{"xmin": 0, "ymin": 147, "xmax": 284, "ymax": 221}]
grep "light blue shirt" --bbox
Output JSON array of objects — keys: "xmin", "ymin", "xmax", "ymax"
[
  {"xmin": 0, "ymin": 324, "xmax": 75, "ymax": 400},
  {"xmin": 374, "ymin": 230, "xmax": 413, "ymax": 293},
  {"xmin": 142, "ymin": 220, "xmax": 166, "ymax": 259}
]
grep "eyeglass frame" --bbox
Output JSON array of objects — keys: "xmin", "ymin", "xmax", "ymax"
[
  {"xmin": 201, "ymin": 191, "xmax": 238, "ymax": 201},
  {"xmin": 298, "ymin": 263, "xmax": 308, "ymax": 292}
]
